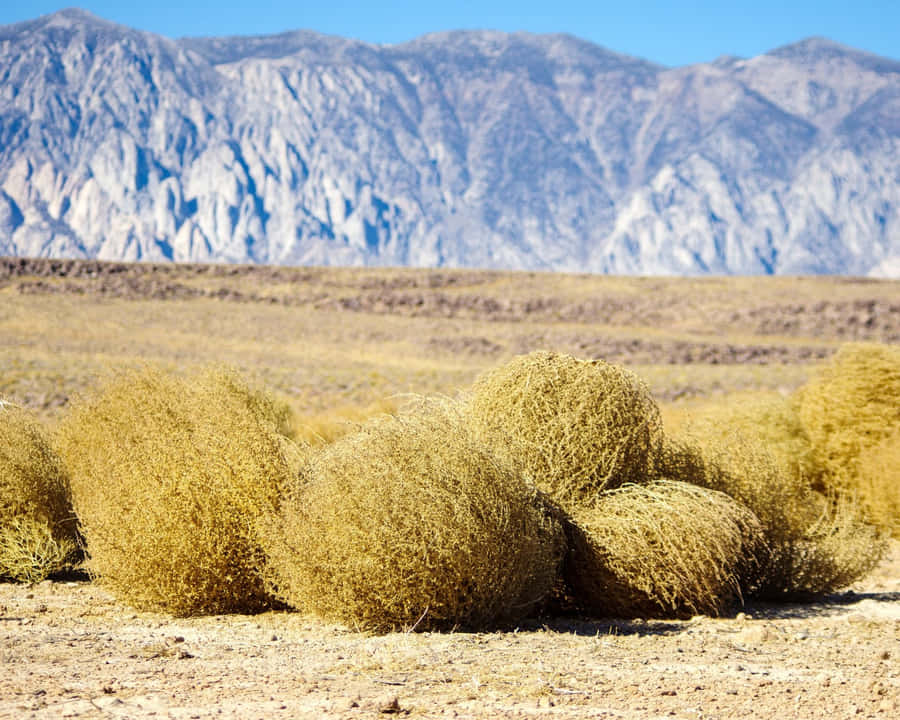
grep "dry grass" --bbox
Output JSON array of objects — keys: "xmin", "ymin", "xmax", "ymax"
[
  {"xmin": 796, "ymin": 343, "xmax": 900, "ymax": 481},
  {"xmin": 467, "ymin": 351, "xmax": 663, "ymax": 511},
  {"xmin": 853, "ymin": 429, "xmax": 900, "ymax": 536},
  {"xmin": 0, "ymin": 402, "xmax": 77, "ymax": 582},
  {"xmin": 0, "ymin": 515, "xmax": 77, "ymax": 584},
  {"xmin": 655, "ymin": 433, "xmax": 885, "ymax": 598},
  {"xmin": 291, "ymin": 398, "xmax": 399, "ymax": 447},
  {"xmin": 56, "ymin": 366, "xmax": 303, "ymax": 615},
  {"xmin": 260, "ymin": 398, "xmax": 565, "ymax": 632},
  {"xmin": 562, "ymin": 481, "xmax": 765, "ymax": 618},
  {"xmin": 3, "ymin": 267, "xmax": 895, "ymax": 616},
  {"xmin": 8, "ymin": 270, "xmax": 886, "ymax": 426},
  {"xmin": 662, "ymin": 391, "xmax": 825, "ymax": 488}
]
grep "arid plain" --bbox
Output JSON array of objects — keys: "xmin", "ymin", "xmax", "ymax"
[{"xmin": 1, "ymin": 258, "xmax": 899, "ymax": 719}]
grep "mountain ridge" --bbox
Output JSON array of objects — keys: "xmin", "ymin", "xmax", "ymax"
[{"xmin": 1, "ymin": 9, "xmax": 898, "ymax": 275}]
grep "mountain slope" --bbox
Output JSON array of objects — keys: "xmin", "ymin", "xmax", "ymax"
[{"xmin": 1, "ymin": 9, "xmax": 898, "ymax": 275}]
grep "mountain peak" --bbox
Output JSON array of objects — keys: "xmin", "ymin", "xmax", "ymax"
[
  {"xmin": 41, "ymin": 7, "xmax": 118, "ymax": 31},
  {"xmin": 767, "ymin": 36, "xmax": 900, "ymax": 72},
  {"xmin": 51, "ymin": 7, "xmax": 102, "ymax": 21},
  {"xmin": 0, "ymin": 6, "xmax": 141, "ymax": 42},
  {"xmin": 769, "ymin": 36, "xmax": 854, "ymax": 59},
  {"xmin": 398, "ymin": 30, "xmax": 662, "ymax": 74}
]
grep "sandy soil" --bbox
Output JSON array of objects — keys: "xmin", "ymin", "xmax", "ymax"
[{"xmin": 2, "ymin": 542, "xmax": 898, "ymax": 719}]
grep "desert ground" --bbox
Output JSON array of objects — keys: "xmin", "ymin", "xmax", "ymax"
[
  {"xmin": 1, "ymin": 541, "xmax": 898, "ymax": 720},
  {"xmin": 1, "ymin": 258, "xmax": 898, "ymax": 718}
]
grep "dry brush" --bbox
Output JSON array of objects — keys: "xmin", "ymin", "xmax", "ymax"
[
  {"xmin": 563, "ymin": 480, "xmax": 766, "ymax": 618},
  {"xmin": 654, "ymin": 432, "xmax": 884, "ymax": 599},
  {"xmin": 0, "ymin": 402, "xmax": 78, "ymax": 582},
  {"xmin": 260, "ymin": 398, "xmax": 565, "ymax": 632},
  {"xmin": 467, "ymin": 351, "xmax": 663, "ymax": 512},
  {"xmin": 57, "ymin": 366, "xmax": 303, "ymax": 615}
]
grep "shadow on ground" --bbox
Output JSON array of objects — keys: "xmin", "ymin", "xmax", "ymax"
[{"xmin": 746, "ymin": 590, "xmax": 900, "ymax": 620}]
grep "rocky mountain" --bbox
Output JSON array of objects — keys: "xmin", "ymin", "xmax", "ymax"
[{"xmin": 1, "ymin": 8, "xmax": 898, "ymax": 275}]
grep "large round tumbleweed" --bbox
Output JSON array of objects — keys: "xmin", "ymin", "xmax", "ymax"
[
  {"xmin": 654, "ymin": 432, "xmax": 885, "ymax": 599},
  {"xmin": 467, "ymin": 351, "xmax": 663, "ymax": 511},
  {"xmin": 564, "ymin": 480, "xmax": 766, "ymax": 618},
  {"xmin": 260, "ymin": 399, "xmax": 565, "ymax": 632},
  {"xmin": 57, "ymin": 366, "xmax": 303, "ymax": 615}
]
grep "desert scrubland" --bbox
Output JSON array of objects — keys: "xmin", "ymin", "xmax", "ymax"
[{"xmin": 1, "ymin": 258, "xmax": 899, "ymax": 719}]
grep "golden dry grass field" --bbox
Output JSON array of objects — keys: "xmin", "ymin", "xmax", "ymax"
[
  {"xmin": 3, "ymin": 258, "xmax": 898, "ymax": 423},
  {"xmin": 2, "ymin": 257, "xmax": 899, "ymax": 718}
]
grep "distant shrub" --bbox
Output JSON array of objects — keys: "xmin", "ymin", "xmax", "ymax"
[
  {"xmin": 0, "ymin": 403, "xmax": 78, "ymax": 582},
  {"xmin": 853, "ymin": 429, "xmax": 900, "ymax": 537},
  {"xmin": 670, "ymin": 392, "xmax": 826, "ymax": 488},
  {"xmin": 563, "ymin": 480, "xmax": 765, "ymax": 618},
  {"xmin": 261, "ymin": 398, "xmax": 565, "ymax": 632},
  {"xmin": 656, "ymin": 432, "xmax": 884, "ymax": 599},
  {"xmin": 796, "ymin": 342, "xmax": 900, "ymax": 480},
  {"xmin": 218, "ymin": 373, "xmax": 298, "ymax": 441},
  {"xmin": 292, "ymin": 398, "xmax": 399, "ymax": 447},
  {"xmin": 467, "ymin": 351, "xmax": 663, "ymax": 512},
  {"xmin": 57, "ymin": 366, "xmax": 303, "ymax": 615}
]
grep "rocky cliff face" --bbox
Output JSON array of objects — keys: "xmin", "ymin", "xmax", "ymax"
[{"xmin": 1, "ymin": 9, "xmax": 898, "ymax": 275}]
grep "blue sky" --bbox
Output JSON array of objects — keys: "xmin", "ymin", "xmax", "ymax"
[{"xmin": 2, "ymin": 1, "xmax": 897, "ymax": 67}]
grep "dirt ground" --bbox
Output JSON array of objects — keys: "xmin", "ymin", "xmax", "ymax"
[{"xmin": 2, "ymin": 540, "xmax": 898, "ymax": 719}]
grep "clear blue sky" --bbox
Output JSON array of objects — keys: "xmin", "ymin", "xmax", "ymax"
[{"xmin": 2, "ymin": 2, "xmax": 897, "ymax": 67}]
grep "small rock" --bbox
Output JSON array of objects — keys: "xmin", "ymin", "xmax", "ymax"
[
  {"xmin": 377, "ymin": 695, "xmax": 400, "ymax": 714},
  {"xmin": 91, "ymin": 696, "xmax": 124, "ymax": 710},
  {"xmin": 736, "ymin": 625, "xmax": 774, "ymax": 644}
]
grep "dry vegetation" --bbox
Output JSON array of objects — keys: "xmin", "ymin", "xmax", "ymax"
[
  {"xmin": 856, "ymin": 429, "xmax": 900, "ymax": 537},
  {"xmin": 1, "ymin": 258, "xmax": 899, "ymax": 718},
  {"xmin": 654, "ymin": 434, "xmax": 885, "ymax": 598},
  {"xmin": 662, "ymin": 391, "xmax": 826, "ymax": 488},
  {"xmin": 797, "ymin": 342, "xmax": 900, "ymax": 486},
  {"xmin": 0, "ymin": 403, "xmax": 77, "ymax": 582},
  {"xmin": 563, "ymin": 480, "xmax": 766, "ymax": 618},
  {"xmin": 56, "ymin": 366, "xmax": 301, "ymax": 615},
  {"xmin": 290, "ymin": 397, "xmax": 399, "ymax": 447},
  {"xmin": 467, "ymin": 351, "xmax": 663, "ymax": 511},
  {"xmin": 261, "ymin": 398, "xmax": 564, "ymax": 632}
]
